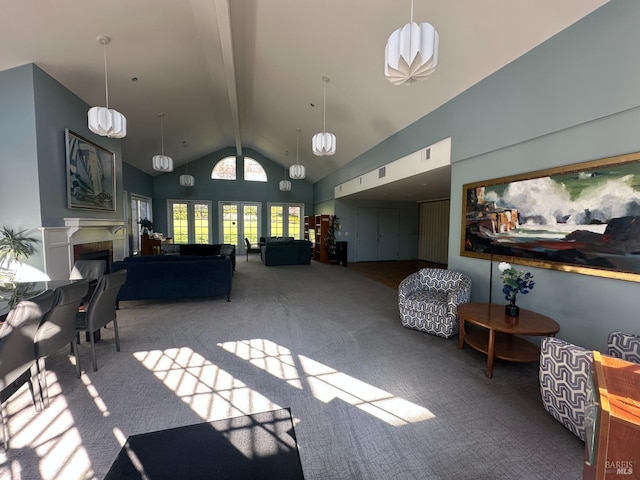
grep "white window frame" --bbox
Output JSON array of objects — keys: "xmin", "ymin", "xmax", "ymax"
[
  {"xmin": 167, "ymin": 199, "xmax": 213, "ymax": 244},
  {"xmin": 267, "ymin": 202, "xmax": 305, "ymax": 239}
]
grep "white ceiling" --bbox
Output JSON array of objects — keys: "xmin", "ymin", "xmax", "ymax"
[{"xmin": 0, "ymin": 0, "xmax": 608, "ymax": 201}]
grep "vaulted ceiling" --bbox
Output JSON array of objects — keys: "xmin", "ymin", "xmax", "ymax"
[{"xmin": 0, "ymin": 0, "xmax": 608, "ymax": 199}]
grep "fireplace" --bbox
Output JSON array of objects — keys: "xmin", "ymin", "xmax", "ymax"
[
  {"xmin": 73, "ymin": 241, "xmax": 113, "ymax": 273},
  {"xmin": 40, "ymin": 218, "xmax": 125, "ymax": 281}
]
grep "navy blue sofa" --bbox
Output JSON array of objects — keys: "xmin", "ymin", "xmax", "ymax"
[
  {"xmin": 261, "ymin": 240, "xmax": 312, "ymax": 266},
  {"xmin": 112, "ymin": 255, "xmax": 232, "ymax": 302}
]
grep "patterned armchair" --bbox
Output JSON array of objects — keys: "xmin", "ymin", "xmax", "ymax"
[
  {"xmin": 539, "ymin": 331, "xmax": 640, "ymax": 441},
  {"xmin": 398, "ymin": 268, "xmax": 472, "ymax": 339}
]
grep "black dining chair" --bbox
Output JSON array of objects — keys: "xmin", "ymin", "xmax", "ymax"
[
  {"xmin": 70, "ymin": 259, "xmax": 106, "ymax": 306},
  {"xmin": 0, "ymin": 290, "xmax": 54, "ymax": 449},
  {"xmin": 244, "ymin": 238, "xmax": 261, "ymax": 261},
  {"xmin": 75, "ymin": 270, "xmax": 127, "ymax": 372},
  {"xmin": 34, "ymin": 280, "xmax": 89, "ymax": 408}
]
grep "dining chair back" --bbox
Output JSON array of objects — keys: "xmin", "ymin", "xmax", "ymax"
[
  {"xmin": 34, "ymin": 280, "xmax": 89, "ymax": 407},
  {"xmin": 0, "ymin": 290, "xmax": 54, "ymax": 449},
  {"xmin": 70, "ymin": 259, "xmax": 106, "ymax": 305},
  {"xmin": 76, "ymin": 270, "xmax": 127, "ymax": 372}
]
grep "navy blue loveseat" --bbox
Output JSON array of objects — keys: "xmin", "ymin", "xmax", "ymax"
[{"xmin": 112, "ymin": 255, "xmax": 232, "ymax": 302}]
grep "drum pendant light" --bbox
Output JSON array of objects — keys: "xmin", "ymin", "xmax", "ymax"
[
  {"xmin": 312, "ymin": 76, "xmax": 336, "ymax": 156},
  {"xmin": 279, "ymin": 166, "xmax": 291, "ymax": 191},
  {"xmin": 87, "ymin": 35, "xmax": 127, "ymax": 138},
  {"xmin": 152, "ymin": 113, "xmax": 173, "ymax": 172},
  {"xmin": 385, "ymin": 0, "xmax": 439, "ymax": 85},
  {"xmin": 289, "ymin": 128, "xmax": 306, "ymax": 179}
]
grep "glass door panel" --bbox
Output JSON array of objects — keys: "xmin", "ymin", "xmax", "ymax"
[
  {"xmin": 194, "ymin": 203, "xmax": 210, "ymax": 243},
  {"xmin": 221, "ymin": 204, "xmax": 238, "ymax": 245},
  {"xmin": 172, "ymin": 202, "xmax": 189, "ymax": 244}
]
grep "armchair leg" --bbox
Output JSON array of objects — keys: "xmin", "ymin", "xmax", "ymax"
[
  {"xmin": 0, "ymin": 403, "xmax": 7, "ymax": 451},
  {"xmin": 36, "ymin": 357, "xmax": 51, "ymax": 409},
  {"xmin": 90, "ymin": 332, "xmax": 98, "ymax": 372},
  {"xmin": 70, "ymin": 340, "xmax": 81, "ymax": 378},
  {"xmin": 113, "ymin": 319, "xmax": 121, "ymax": 352},
  {"xmin": 31, "ymin": 362, "xmax": 43, "ymax": 411}
]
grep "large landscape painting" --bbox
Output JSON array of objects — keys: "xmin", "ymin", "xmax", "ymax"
[{"xmin": 461, "ymin": 152, "xmax": 640, "ymax": 282}]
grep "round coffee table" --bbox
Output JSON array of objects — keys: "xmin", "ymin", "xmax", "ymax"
[{"xmin": 457, "ymin": 302, "xmax": 560, "ymax": 378}]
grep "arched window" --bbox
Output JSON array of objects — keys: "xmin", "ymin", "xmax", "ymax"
[
  {"xmin": 211, "ymin": 157, "xmax": 237, "ymax": 180},
  {"xmin": 211, "ymin": 156, "xmax": 268, "ymax": 182},
  {"xmin": 244, "ymin": 157, "xmax": 267, "ymax": 182}
]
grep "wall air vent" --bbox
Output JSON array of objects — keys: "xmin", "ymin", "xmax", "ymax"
[
  {"xmin": 422, "ymin": 147, "xmax": 431, "ymax": 161},
  {"xmin": 379, "ymin": 166, "xmax": 386, "ymax": 178}
]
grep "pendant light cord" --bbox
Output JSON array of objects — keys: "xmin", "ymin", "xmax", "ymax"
[
  {"xmin": 410, "ymin": 0, "xmax": 414, "ymax": 23},
  {"xmin": 296, "ymin": 128, "xmax": 300, "ymax": 165},
  {"xmin": 322, "ymin": 78, "xmax": 327, "ymax": 133},
  {"xmin": 159, "ymin": 114, "xmax": 165, "ymax": 155},
  {"xmin": 102, "ymin": 41, "xmax": 110, "ymax": 108}
]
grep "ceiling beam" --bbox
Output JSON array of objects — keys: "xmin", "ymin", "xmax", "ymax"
[{"xmin": 215, "ymin": 0, "xmax": 242, "ymax": 156}]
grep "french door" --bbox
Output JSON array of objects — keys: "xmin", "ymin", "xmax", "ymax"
[
  {"xmin": 168, "ymin": 200, "xmax": 211, "ymax": 244},
  {"xmin": 219, "ymin": 202, "xmax": 261, "ymax": 253},
  {"xmin": 267, "ymin": 203, "xmax": 304, "ymax": 239}
]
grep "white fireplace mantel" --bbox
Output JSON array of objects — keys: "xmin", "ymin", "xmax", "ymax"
[
  {"xmin": 64, "ymin": 217, "xmax": 125, "ymax": 238},
  {"xmin": 39, "ymin": 218, "xmax": 127, "ymax": 280}
]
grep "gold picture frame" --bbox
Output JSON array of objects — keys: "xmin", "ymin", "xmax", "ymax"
[{"xmin": 461, "ymin": 151, "xmax": 640, "ymax": 282}]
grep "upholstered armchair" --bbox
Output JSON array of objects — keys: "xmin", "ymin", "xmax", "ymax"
[
  {"xmin": 539, "ymin": 331, "xmax": 640, "ymax": 441},
  {"xmin": 398, "ymin": 268, "xmax": 472, "ymax": 339}
]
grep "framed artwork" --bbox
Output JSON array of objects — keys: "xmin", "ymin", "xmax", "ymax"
[
  {"xmin": 66, "ymin": 129, "xmax": 116, "ymax": 211},
  {"xmin": 461, "ymin": 151, "xmax": 640, "ymax": 282}
]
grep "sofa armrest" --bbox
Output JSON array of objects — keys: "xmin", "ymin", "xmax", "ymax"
[{"xmin": 539, "ymin": 337, "xmax": 592, "ymax": 441}]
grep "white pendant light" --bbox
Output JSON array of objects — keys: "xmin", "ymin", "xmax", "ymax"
[
  {"xmin": 385, "ymin": 0, "xmax": 439, "ymax": 86},
  {"xmin": 180, "ymin": 157, "xmax": 194, "ymax": 186},
  {"xmin": 180, "ymin": 174, "xmax": 194, "ymax": 187},
  {"xmin": 152, "ymin": 113, "xmax": 173, "ymax": 172},
  {"xmin": 279, "ymin": 166, "xmax": 291, "ymax": 191},
  {"xmin": 312, "ymin": 75, "xmax": 336, "ymax": 156},
  {"xmin": 289, "ymin": 127, "xmax": 306, "ymax": 179},
  {"xmin": 88, "ymin": 35, "xmax": 127, "ymax": 138}
]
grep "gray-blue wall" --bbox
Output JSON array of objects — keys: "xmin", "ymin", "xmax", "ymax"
[
  {"xmin": 316, "ymin": 0, "xmax": 640, "ymax": 350},
  {"xmin": 0, "ymin": 64, "xmax": 124, "ymax": 271},
  {"xmin": 150, "ymin": 146, "xmax": 314, "ymax": 243}
]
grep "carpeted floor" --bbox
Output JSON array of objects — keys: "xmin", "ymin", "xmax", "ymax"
[{"xmin": 0, "ymin": 259, "xmax": 584, "ymax": 480}]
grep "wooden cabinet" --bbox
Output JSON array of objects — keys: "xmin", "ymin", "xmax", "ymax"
[
  {"xmin": 140, "ymin": 235, "xmax": 162, "ymax": 256},
  {"xmin": 583, "ymin": 351, "xmax": 640, "ymax": 480}
]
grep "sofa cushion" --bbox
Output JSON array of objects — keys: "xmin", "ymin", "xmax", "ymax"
[{"xmin": 607, "ymin": 331, "xmax": 640, "ymax": 364}]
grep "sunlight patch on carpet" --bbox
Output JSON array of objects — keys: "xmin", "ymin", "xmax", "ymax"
[
  {"xmin": 134, "ymin": 348, "xmax": 281, "ymax": 421},
  {"xmin": 218, "ymin": 339, "xmax": 303, "ymax": 389},
  {"xmin": 218, "ymin": 339, "xmax": 435, "ymax": 426}
]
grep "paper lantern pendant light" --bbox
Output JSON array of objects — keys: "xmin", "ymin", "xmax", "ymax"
[
  {"xmin": 385, "ymin": 1, "xmax": 439, "ymax": 85},
  {"xmin": 312, "ymin": 76, "xmax": 336, "ymax": 156},
  {"xmin": 180, "ymin": 174, "xmax": 195, "ymax": 187},
  {"xmin": 152, "ymin": 113, "xmax": 173, "ymax": 172},
  {"xmin": 279, "ymin": 166, "xmax": 291, "ymax": 191},
  {"xmin": 88, "ymin": 35, "xmax": 127, "ymax": 138},
  {"xmin": 289, "ymin": 128, "xmax": 306, "ymax": 179}
]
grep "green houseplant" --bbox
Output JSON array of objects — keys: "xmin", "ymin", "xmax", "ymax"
[
  {"xmin": 0, "ymin": 226, "xmax": 39, "ymax": 283},
  {"xmin": 325, "ymin": 215, "xmax": 340, "ymax": 257}
]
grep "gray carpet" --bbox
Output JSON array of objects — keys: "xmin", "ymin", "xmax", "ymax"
[{"xmin": 0, "ymin": 259, "xmax": 584, "ymax": 480}]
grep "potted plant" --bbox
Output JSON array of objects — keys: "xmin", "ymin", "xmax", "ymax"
[
  {"xmin": 325, "ymin": 215, "xmax": 340, "ymax": 259},
  {"xmin": 0, "ymin": 226, "xmax": 39, "ymax": 283}
]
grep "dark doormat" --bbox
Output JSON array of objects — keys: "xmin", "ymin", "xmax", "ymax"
[{"xmin": 104, "ymin": 408, "xmax": 305, "ymax": 480}]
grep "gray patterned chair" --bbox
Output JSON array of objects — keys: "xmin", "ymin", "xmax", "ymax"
[
  {"xmin": 539, "ymin": 331, "xmax": 640, "ymax": 441},
  {"xmin": 398, "ymin": 268, "xmax": 472, "ymax": 339}
]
